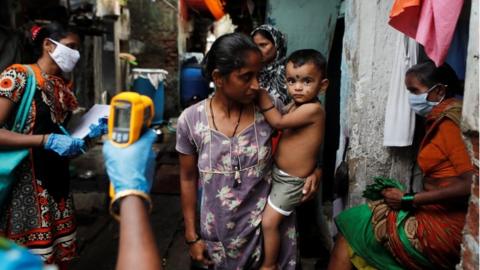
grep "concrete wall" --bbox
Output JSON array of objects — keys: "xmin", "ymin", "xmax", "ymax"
[
  {"xmin": 128, "ymin": 0, "xmax": 179, "ymax": 118},
  {"xmin": 457, "ymin": 0, "xmax": 479, "ymax": 268},
  {"xmin": 266, "ymin": 0, "xmax": 341, "ymax": 57},
  {"xmin": 342, "ymin": 0, "xmax": 415, "ymax": 206}
]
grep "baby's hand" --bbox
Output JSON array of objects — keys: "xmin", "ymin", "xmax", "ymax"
[{"xmin": 258, "ymin": 89, "xmax": 273, "ymax": 108}]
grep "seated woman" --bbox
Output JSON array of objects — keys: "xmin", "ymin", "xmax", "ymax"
[{"xmin": 328, "ymin": 62, "xmax": 475, "ymax": 270}]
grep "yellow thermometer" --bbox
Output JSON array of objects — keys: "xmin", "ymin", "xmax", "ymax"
[
  {"xmin": 108, "ymin": 92, "xmax": 154, "ymax": 199},
  {"xmin": 108, "ymin": 92, "xmax": 154, "ymax": 147}
]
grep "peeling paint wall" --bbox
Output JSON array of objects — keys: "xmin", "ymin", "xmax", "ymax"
[
  {"xmin": 457, "ymin": 0, "xmax": 479, "ymax": 268},
  {"xmin": 342, "ymin": 0, "xmax": 415, "ymax": 206}
]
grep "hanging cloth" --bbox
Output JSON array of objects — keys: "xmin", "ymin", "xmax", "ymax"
[
  {"xmin": 445, "ymin": 3, "xmax": 470, "ymax": 81},
  {"xmin": 383, "ymin": 34, "xmax": 418, "ymax": 147},
  {"xmin": 388, "ymin": 0, "xmax": 464, "ymax": 66}
]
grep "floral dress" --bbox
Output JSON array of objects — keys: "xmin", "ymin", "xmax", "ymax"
[
  {"xmin": 176, "ymin": 99, "xmax": 298, "ymax": 269},
  {"xmin": 0, "ymin": 64, "xmax": 78, "ymax": 264}
]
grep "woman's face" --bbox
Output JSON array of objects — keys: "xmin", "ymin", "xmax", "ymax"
[
  {"xmin": 219, "ymin": 51, "xmax": 262, "ymax": 105},
  {"xmin": 405, "ymin": 73, "xmax": 445, "ymax": 102},
  {"xmin": 253, "ymin": 33, "xmax": 276, "ymax": 64},
  {"xmin": 45, "ymin": 32, "xmax": 81, "ymax": 54},
  {"xmin": 58, "ymin": 33, "xmax": 81, "ymax": 50},
  {"xmin": 43, "ymin": 32, "xmax": 81, "ymax": 73}
]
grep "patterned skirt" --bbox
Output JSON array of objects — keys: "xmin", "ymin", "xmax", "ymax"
[
  {"xmin": 0, "ymin": 155, "xmax": 77, "ymax": 264},
  {"xmin": 336, "ymin": 200, "xmax": 466, "ymax": 270}
]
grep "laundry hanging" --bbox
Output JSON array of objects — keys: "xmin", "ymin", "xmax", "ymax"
[
  {"xmin": 388, "ymin": 0, "xmax": 464, "ymax": 66},
  {"xmin": 383, "ymin": 34, "xmax": 418, "ymax": 147}
]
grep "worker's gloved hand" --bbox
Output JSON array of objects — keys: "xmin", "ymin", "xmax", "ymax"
[
  {"xmin": 87, "ymin": 118, "xmax": 108, "ymax": 139},
  {"xmin": 103, "ymin": 129, "xmax": 157, "ymax": 196},
  {"xmin": 44, "ymin": 134, "xmax": 86, "ymax": 156}
]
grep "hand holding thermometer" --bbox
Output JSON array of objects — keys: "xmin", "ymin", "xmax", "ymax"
[{"xmin": 107, "ymin": 92, "xmax": 154, "ymax": 199}]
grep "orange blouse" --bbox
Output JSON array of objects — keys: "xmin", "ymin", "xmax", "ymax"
[{"xmin": 418, "ymin": 118, "xmax": 474, "ymax": 178}]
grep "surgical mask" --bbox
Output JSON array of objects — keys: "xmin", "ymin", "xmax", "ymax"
[
  {"xmin": 48, "ymin": 38, "xmax": 80, "ymax": 73},
  {"xmin": 408, "ymin": 84, "xmax": 444, "ymax": 117}
]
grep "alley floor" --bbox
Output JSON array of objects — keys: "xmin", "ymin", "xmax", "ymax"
[{"xmin": 68, "ymin": 129, "xmax": 328, "ymax": 270}]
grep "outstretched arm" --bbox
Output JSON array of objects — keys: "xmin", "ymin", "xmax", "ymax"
[
  {"xmin": 117, "ymin": 196, "xmax": 162, "ymax": 270},
  {"xmin": 103, "ymin": 130, "xmax": 162, "ymax": 270},
  {"xmin": 257, "ymin": 89, "xmax": 322, "ymax": 129}
]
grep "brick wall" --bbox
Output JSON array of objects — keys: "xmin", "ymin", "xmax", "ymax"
[{"xmin": 127, "ymin": 0, "xmax": 179, "ymax": 119}]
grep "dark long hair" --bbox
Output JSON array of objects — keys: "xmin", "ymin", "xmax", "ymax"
[
  {"xmin": 406, "ymin": 61, "xmax": 462, "ymax": 98},
  {"xmin": 202, "ymin": 33, "xmax": 260, "ymax": 81},
  {"xmin": 29, "ymin": 22, "xmax": 78, "ymax": 61}
]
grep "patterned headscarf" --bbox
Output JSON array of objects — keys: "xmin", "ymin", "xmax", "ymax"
[{"xmin": 251, "ymin": 25, "xmax": 290, "ymax": 104}]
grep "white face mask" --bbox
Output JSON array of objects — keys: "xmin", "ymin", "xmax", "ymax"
[
  {"xmin": 408, "ymin": 83, "xmax": 445, "ymax": 117},
  {"xmin": 48, "ymin": 38, "xmax": 80, "ymax": 73}
]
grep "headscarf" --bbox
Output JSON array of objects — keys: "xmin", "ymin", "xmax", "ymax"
[{"xmin": 251, "ymin": 25, "xmax": 290, "ymax": 104}]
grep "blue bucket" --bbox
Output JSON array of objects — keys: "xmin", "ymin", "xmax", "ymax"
[
  {"xmin": 180, "ymin": 64, "xmax": 211, "ymax": 108},
  {"xmin": 131, "ymin": 69, "xmax": 167, "ymax": 125}
]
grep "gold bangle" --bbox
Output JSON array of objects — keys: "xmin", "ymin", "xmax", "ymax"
[{"xmin": 109, "ymin": 190, "xmax": 152, "ymax": 221}]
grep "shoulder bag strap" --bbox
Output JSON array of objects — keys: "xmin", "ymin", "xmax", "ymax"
[{"xmin": 12, "ymin": 65, "xmax": 36, "ymax": 133}]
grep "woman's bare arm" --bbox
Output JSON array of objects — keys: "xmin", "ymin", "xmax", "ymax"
[
  {"xmin": 0, "ymin": 97, "xmax": 46, "ymax": 148},
  {"xmin": 382, "ymin": 172, "xmax": 474, "ymax": 209}
]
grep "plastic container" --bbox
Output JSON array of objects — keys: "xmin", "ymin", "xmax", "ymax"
[
  {"xmin": 180, "ymin": 64, "xmax": 211, "ymax": 108},
  {"xmin": 131, "ymin": 68, "xmax": 168, "ymax": 125}
]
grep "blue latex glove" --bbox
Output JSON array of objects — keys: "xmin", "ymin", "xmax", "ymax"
[
  {"xmin": 87, "ymin": 118, "xmax": 108, "ymax": 139},
  {"xmin": 0, "ymin": 238, "xmax": 43, "ymax": 270},
  {"xmin": 44, "ymin": 134, "xmax": 86, "ymax": 156},
  {"xmin": 103, "ymin": 129, "xmax": 157, "ymax": 195}
]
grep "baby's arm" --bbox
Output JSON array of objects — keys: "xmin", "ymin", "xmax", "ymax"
[{"xmin": 258, "ymin": 89, "xmax": 323, "ymax": 130}]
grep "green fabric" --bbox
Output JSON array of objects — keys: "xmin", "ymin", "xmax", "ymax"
[
  {"xmin": 363, "ymin": 177, "xmax": 406, "ymax": 200},
  {"xmin": 336, "ymin": 204, "xmax": 405, "ymax": 270},
  {"xmin": 396, "ymin": 210, "xmax": 435, "ymax": 269},
  {"xmin": 338, "ymin": 175, "xmax": 435, "ymax": 269}
]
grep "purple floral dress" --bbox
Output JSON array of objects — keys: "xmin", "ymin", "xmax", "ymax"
[{"xmin": 176, "ymin": 99, "xmax": 298, "ymax": 269}]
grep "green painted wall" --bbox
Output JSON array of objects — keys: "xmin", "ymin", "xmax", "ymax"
[{"xmin": 266, "ymin": 0, "xmax": 341, "ymax": 58}]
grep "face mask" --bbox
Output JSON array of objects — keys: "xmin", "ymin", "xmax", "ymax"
[
  {"xmin": 48, "ymin": 38, "xmax": 80, "ymax": 73},
  {"xmin": 408, "ymin": 84, "xmax": 444, "ymax": 117}
]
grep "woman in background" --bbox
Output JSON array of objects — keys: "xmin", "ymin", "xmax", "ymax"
[
  {"xmin": 251, "ymin": 24, "xmax": 289, "ymax": 105},
  {"xmin": 328, "ymin": 61, "xmax": 474, "ymax": 270}
]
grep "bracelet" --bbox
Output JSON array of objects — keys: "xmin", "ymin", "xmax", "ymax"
[
  {"xmin": 260, "ymin": 104, "xmax": 275, "ymax": 113},
  {"xmin": 109, "ymin": 190, "xmax": 152, "ymax": 221},
  {"xmin": 401, "ymin": 192, "xmax": 416, "ymax": 210},
  {"xmin": 185, "ymin": 235, "xmax": 201, "ymax": 245},
  {"xmin": 40, "ymin": 134, "xmax": 46, "ymax": 146}
]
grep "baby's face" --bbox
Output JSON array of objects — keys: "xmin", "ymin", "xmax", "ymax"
[{"xmin": 285, "ymin": 62, "xmax": 327, "ymax": 104}]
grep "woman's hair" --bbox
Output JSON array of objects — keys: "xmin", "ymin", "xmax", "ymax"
[
  {"xmin": 252, "ymin": 29, "xmax": 275, "ymax": 45},
  {"xmin": 406, "ymin": 61, "xmax": 462, "ymax": 97},
  {"xmin": 202, "ymin": 33, "xmax": 260, "ymax": 81},
  {"xmin": 29, "ymin": 22, "xmax": 78, "ymax": 61}
]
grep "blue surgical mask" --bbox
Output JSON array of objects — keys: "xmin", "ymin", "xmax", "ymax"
[{"xmin": 408, "ymin": 84, "xmax": 444, "ymax": 117}]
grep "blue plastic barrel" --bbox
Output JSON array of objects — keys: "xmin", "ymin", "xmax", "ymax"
[
  {"xmin": 132, "ymin": 70, "xmax": 166, "ymax": 125},
  {"xmin": 180, "ymin": 64, "xmax": 211, "ymax": 108}
]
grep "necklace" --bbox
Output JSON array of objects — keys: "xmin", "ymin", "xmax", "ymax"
[{"xmin": 209, "ymin": 96, "xmax": 243, "ymax": 138}]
